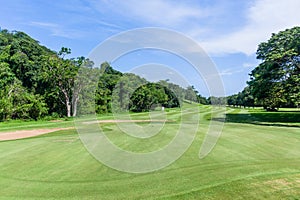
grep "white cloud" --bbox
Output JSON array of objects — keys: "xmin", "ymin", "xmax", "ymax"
[
  {"xmin": 82, "ymin": 0, "xmax": 300, "ymax": 57},
  {"xmin": 94, "ymin": 20, "xmax": 124, "ymax": 30},
  {"xmin": 200, "ymin": 0, "xmax": 300, "ymax": 55},
  {"xmin": 30, "ymin": 21, "xmax": 58, "ymax": 28},
  {"xmin": 92, "ymin": 0, "xmax": 300, "ymax": 56},
  {"xmin": 95, "ymin": 0, "xmax": 209, "ymax": 26},
  {"xmin": 29, "ymin": 21, "xmax": 84, "ymax": 39},
  {"xmin": 122, "ymin": 1, "xmax": 203, "ymax": 25},
  {"xmin": 219, "ymin": 68, "xmax": 243, "ymax": 76}
]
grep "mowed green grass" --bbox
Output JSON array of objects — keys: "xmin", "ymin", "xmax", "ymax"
[{"xmin": 0, "ymin": 105, "xmax": 299, "ymax": 199}]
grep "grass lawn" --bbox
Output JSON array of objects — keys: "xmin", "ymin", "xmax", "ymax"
[{"xmin": 0, "ymin": 105, "xmax": 299, "ymax": 199}]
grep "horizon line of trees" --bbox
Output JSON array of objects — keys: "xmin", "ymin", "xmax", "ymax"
[
  {"xmin": 1, "ymin": 26, "xmax": 298, "ymax": 121},
  {"xmin": 0, "ymin": 29, "xmax": 207, "ymax": 121}
]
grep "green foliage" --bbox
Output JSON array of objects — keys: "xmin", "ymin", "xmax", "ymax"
[
  {"xmin": 129, "ymin": 82, "xmax": 178, "ymax": 112},
  {"xmin": 74, "ymin": 59, "xmax": 98, "ymax": 116},
  {"xmin": 111, "ymin": 73, "xmax": 148, "ymax": 112},
  {"xmin": 95, "ymin": 63, "xmax": 123, "ymax": 113},
  {"xmin": 12, "ymin": 89, "xmax": 48, "ymax": 120},
  {"xmin": 207, "ymin": 96, "xmax": 226, "ymax": 105},
  {"xmin": 158, "ymin": 80, "xmax": 207, "ymax": 105},
  {"xmin": 248, "ymin": 26, "xmax": 300, "ymax": 109},
  {"xmin": 0, "ymin": 29, "xmax": 98, "ymax": 119},
  {"xmin": 185, "ymin": 86, "xmax": 198, "ymax": 102},
  {"xmin": 0, "ymin": 29, "xmax": 207, "ymax": 120},
  {"xmin": 227, "ymin": 26, "xmax": 300, "ymax": 110},
  {"xmin": 227, "ymin": 87, "xmax": 254, "ymax": 108},
  {"xmin": 0, "ymin": 29, "xmax": 55, "ymax": 120},
  {"xmin": 40, "ymin": 50, "xmax": 79, "ymax": 117},
  {"xmin": 96, "ymin": 63, "xmax": 201, "ymax": 113},
  {"xmin": 0, "ymin": 79, "xmax": 47, "ymax": 121},
  {"xmin": 0, "ymin": 30, "xmax": 54, "ymax": 90},
  {"xmin": 96, "ymin": 63, "xmax": 208, "ymax": 113}
]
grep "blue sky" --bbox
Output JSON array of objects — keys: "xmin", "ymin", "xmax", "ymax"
[{"xmin": 1, "ymin": 0, "xmax": 300, "ymax": 96}]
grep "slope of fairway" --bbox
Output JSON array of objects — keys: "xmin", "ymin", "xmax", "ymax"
[{"xmin": 0, "ymin": 106, "xmax": 299, "ymax": 199}]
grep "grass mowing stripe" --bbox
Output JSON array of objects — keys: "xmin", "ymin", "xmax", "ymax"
[{"xmin": 0, "ymin": 105, "xmax": 299, "ymax": 199}]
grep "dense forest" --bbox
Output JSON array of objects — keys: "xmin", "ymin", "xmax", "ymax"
[
  {"xmin": 0, "ymin": 26, "xmax": 299, "ymax": 121},
  {"xmin": 0, "ymin": 29, "xmax": 206, "ymax": 121}
]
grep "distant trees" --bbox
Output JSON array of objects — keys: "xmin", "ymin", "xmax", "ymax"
[
  {"xmin": 227, "ymin": 87, "xmax": 254, "ymax": 108},
  {"xmin": 129, "ymin": 83, "xmax": 180, "ymax": 112},
  {"xmin": 112, "ymin": 72, "xmax": 148, "ymax": 112},
  {"xmin": 207, "ymin": 96, "xmax": 226, "ymax": 106},
  {"xmin": 96, "ymin": 62, "xmax": 204, "ymax": 113}
]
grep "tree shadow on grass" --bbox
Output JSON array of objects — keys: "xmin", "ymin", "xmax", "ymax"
[{"xmin": 213, "ymin": 111, "xmax": 300, "ymax": 128}]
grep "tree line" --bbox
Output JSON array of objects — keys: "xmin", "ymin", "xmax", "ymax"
[
  {"xmin": 95, "ymin": 62, "xmax": 207, "ymax": 113},
  {"xmin": 0, "ymin": 29, "xmax": 207, "ymax": 121},
  {"xmin": 173, "ymin": 26, "xmax": 299, "ymax": 111},
  {"xmin": 227, "ymin": 26, "xmax": 300, "ymax": 111},
  {"xmin": 2, "ymin": 26, "xmax": 296, "ymax": 120}
]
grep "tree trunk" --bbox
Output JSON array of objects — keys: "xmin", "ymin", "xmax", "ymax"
[
  {"xmin": 66, "ymin": 102, "xmax": 71, "ymax": 117},
  {"xmin": 61, "ymin": 87, "xmax": 71, "ymax": 117},
  {"xmin": 72, "ymin": 96, "xmax": 79, "ymax": 117}
]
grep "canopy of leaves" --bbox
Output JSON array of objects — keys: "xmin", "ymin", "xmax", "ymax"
[
  {"xmin": 0, "ymin": 29, "xmax": 208, "ymax": 120},
  {"xmin": 129, "ymin": 83, "xmax": 179, "ymax": 112},
  {"xmin": 246, "ymin": 27, "xmax": 300, "ymax": 110},
  {"xmin": 0, "ymin": 30, "xmax": 52, "ymax": 120}
]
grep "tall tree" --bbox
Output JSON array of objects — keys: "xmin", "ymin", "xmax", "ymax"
[
  {"xmin": 41, "ymin": 48, "xmax": 78, "ymax": 117},
  {"xmin": 185, "ymin": 86, "xmax": 198, "ymax": 103},
  {"xmin": 95, "ymin": 62, "xmax": 123, "ymax": 113},
  {"xmin": 248, "ymin": 26, "xmax": 300, "ymax": 109},
  {"xmin": 112, "ymin": 73, "xmax": 147, "ymax": 112},
  {"xmin": 72, "ymin": 57, "xmax": 96, "ymax": 116}
]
